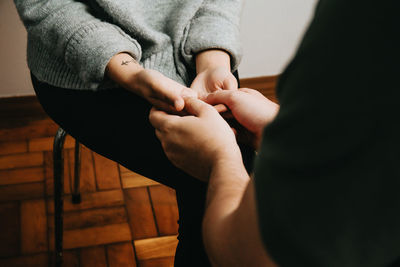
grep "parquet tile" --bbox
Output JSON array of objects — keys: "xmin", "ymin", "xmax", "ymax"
[
  {"xmin": 124, "ymin": 187, "xmax": 158, "ymax": 239},
  {"xmin": 67, "ymin": 147, "xmax": 96, "ymax": 193},
  {"xmin": 20, "ymin": 199, "xmax": 48, "ymax": 254},
  {"xmin": 0, "ymin": 166, "xmax": 43, "ymax": 186},
  {"xmin": 49, "ymin": 223, "xmax": 132, "ymax": 250},
  {"xmin": 139, "ymin": 257, "xmax": 174, "ymax": 267},
  {"xmin": 0, "ymin": 202, "xmax": 20, "ymax": 258},
  {"xmin": 62, "ymin": 250, "xmax": 80, "ymax": 267},
  {"xmin": 28, "ymin": 135, "xmax": 75, "ymax": 152},
  {"xmin": 134, "ymin": 235, "xmax": 178, "ymax": 260},
  {"xmin": 107, "ymin": 242, "xmax": 137, "ymax": 267},
  {"xmin": 47, "ymin": 189, "xmax": 124, "ymax": 213},
  {"xmin": 48, "ymin": 206, "xmax": 127, "ymax": 230},
  {"xmin": 119, "ymin": 164, "xmax": 131, "ymax": 173},
  {"xmin": 149, "ymin": 185, "xmax": 179, "ymax": 236},
  {"xmin": 93, "ymin": 152, "xmax": 121, "ymax": 190},
  {"xmin": 0, "ymin": 140, "xmax": 27, "ymax": 155},
  {"xmin": 0, "ymin": 152, "xmax": 43, "ymax": 170},
  {"xmin": 80, "ymin": 246, "xmax": 108, "ymax": 267},
  {"xmin": 121, "ymin": 171, "xmax": 160, "ymax": 188},
  {"xmin": 0, "ymin": 253, "xmax": 48, "ymax": 267},
  {"xmin": 0, "ymin": 182, "xmax": 44, "ymax": 202}
]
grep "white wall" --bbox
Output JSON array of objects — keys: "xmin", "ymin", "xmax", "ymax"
[
  {"xmin": 0, "ymin": 0, "xmax": 318, "ymax": 97},
  {"xmin": 0, "ymin": 0, "xmax": 34, "ymax": 97},
  {"xmin": 239, "ymin": 0, "xmax": 318, "ymax": 77}
]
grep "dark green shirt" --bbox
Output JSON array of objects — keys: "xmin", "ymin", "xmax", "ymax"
[{"xmin": 254, "ymin": 0, "xmax": 400, "ymax": 266}]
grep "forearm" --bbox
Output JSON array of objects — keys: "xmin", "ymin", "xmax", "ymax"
[
  {"xmin": 105, "ymin": 52, "xmax": 143, "ymax": 93},
  {"xmin": 202, "ymin": 151, "xmax": 277, "ymax": 266},
  {"xmin": 202, "ymin": 152, "xmax": 251, "ymax": 266}
]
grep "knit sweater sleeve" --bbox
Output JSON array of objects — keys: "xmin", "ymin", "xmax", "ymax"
[
  {"xmin": 181, "ymin": 0, "xmax": 243, "ymax": 71},
  {"xmin": 14, "ymin": 0, "xmax": 141, "ymax": 85}
]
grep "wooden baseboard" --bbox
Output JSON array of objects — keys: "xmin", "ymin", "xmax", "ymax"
[
  {"xmin": 0, "ymin": 75, "xmax": 278, "ymax": 129},
  {"xmin": 240, "ymin": 75, "xmax": 278, "ymax": 103},
  {"xmin": 0, "ymin": 95, "xmax": 48, "ymax": 129}
]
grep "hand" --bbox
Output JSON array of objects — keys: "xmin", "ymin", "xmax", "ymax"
[
  {"xmin": 149, "ymin": 97, "xmax": 242, "ymax": 181},
  {"xmin": 106, "ymin": 53, "xmax": 197, "ymax": 112},
  {"xmin": 191, "ymin": 66, "xmax": 238, "ymax": 98},
  {"xmin": 191, "ymin": 50, "xmax": 237, "ymax": 98},
  {"xmin": 131, "ymin": 69, "xmax": 197, "ymax": 112},
  {"xmin": 205, "ymin": 88, "xmax": 279, "ymax": 149}
]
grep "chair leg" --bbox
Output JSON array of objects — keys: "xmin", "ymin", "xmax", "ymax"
[
  {"xmin": 72, "ymin": 139, "xmax": 81, "ymax": 204},
  {"xmin": 53, "ymin": 128, "xmax": 67, "ymax": 267}
]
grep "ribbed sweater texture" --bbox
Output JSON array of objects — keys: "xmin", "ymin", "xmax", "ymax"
[{"xmin": 14, "ymin": 0, "xmax": 243, "ymax": 89}]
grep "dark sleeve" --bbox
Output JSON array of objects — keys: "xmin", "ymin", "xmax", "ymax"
[{"xmin": 254, "ymin": 0, "xmax": 400, "ymax": 266}]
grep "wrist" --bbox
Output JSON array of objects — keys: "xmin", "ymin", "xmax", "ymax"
[
  {"xmin": 196, "ymin": 49, "xmax": 231, "ymax": 74},
  {"xmin": 211, "ymin": 145, "xmax": 244, "ymax": 179},
  {"xmin": 106, "ymin": 52, "xmax": 144, "ymax": 89},
  {"xmin": 207, "ymin": 149, "xmax": 249, "ymax": 206}
]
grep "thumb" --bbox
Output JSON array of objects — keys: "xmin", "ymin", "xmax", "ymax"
[
  {"xmin": 181, "ymin": 87, "xmax": 198, "ymax": 99},
  {"xmin": 222, "ymin": 75, "xmax": 238, "ymax": 90},
  {"xmin": 183, "ymin": 97, "xmax": 212, "ymax": 117}
]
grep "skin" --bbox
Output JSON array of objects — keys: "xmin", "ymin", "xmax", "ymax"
[
  {"xmin": 206, "ymin": 88, "xmax": 279, "ymax": 149},
  {"xmin": 105, "ymin": 49, "xmax": 238, "ymax": 112},
  {"xmin": 149, "ymin": 91, "xmax": 280, "ymax": 266},
  {"xmin": 192, "ymin": 49, "xmax": 238, "ymax": 98}
]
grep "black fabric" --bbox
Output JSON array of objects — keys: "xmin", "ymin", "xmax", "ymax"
[
  {"xmin": 32, "ymin": 74, "xmax": 254, "ymax": 266},
  {"xmin": 254, "ymin": 0, "xmax": 400, "ymax": 266}
]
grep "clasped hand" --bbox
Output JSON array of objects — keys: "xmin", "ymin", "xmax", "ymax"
[{"xmin": 149, "ymin": 88, "xmax": 279, "ymax": 181}]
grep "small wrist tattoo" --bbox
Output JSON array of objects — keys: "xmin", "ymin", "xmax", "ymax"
[{"xmin": 121, "ymin": 59, "xmax": 135, "ymax": 66}]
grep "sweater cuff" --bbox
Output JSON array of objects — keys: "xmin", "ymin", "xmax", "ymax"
[
  {"xmin": 65, "ymin": 21, "xmax": 141, "ymax": 87},
  {"xmin": 181, "ymin": 16, "xmax": 242, "ymax": 72}
]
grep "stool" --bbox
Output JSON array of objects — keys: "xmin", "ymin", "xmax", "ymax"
[{"xmin": 53, "ymin": 127, "xmax": 82, "ymax": 267}]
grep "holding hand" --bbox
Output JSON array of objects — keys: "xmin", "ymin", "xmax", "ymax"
[
  {"xmin": 149, "ymin": 97, "xmax": 242, "ymax": 182},
  {"xmin": 206, "ymin": 88, "xmax": 279, "ymax": 149},
  {"xmin": 191, "ymin": 66, "xmax": 238, "ymax": 98},
  {"xmin": 106, "ymin": 53, "xmax": 197, "ymax": 112},
  {"xmin": 191, "ymin": 50, "xmax": 238, "ymax": 98}
]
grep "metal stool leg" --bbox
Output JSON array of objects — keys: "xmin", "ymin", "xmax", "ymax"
[
  {"xmin": 53, "ymin": 128, "xmax": 67, "ymax": 267},
  {"xmin": 72, "ymin": 139, "xmax": 81, "ymax": 204}
]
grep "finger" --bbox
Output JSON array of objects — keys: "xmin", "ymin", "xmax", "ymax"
[
  {"xmin": 181, "ymin": 87, "xmax": 198, "ymax": 99},
  {"xmin": 205, "ymin": 90, "xmax": 237, "ymax": 106},
  {"xmin": 148, "ymin": 108, "xmax": 167, "ymax": 129},
  {"xmin": 239, "ymin": 88, "xmax": 265, "ymax": 98},
  {"xmin": 213, "ymin": 103, "xmax": 228, "ymax": 113},
  {"xmin": 149, "ymin": 108, "xmax": 179, "ymax": 130},
  {"xmin": 153, "ymin": 82, "xmax": 188, "ymax": 111},
  {"xmin": 183, "ymin": 97, "xmax": 213, "ymax": 117},
  {"xmin": 149, "ymin": 98, "xmax": 179, "ymax": 114},
  {"xmin": 222, "ymin": 75, "xmax": 238, "ymax": 90}
]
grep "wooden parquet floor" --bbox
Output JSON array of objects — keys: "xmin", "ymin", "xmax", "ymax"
[{"xmin": 0, "ymin": 115, "xmax": 179, "ymax": 266}]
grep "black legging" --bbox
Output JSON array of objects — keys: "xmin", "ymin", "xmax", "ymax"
[{"xmin": 31, "ymin": 74, "xmax": 254, "ymax": 266}]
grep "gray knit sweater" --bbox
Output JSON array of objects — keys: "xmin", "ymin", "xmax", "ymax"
[{"xmin": 14, "ymin": 0, "xmax": 243, "ymax": 90}]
